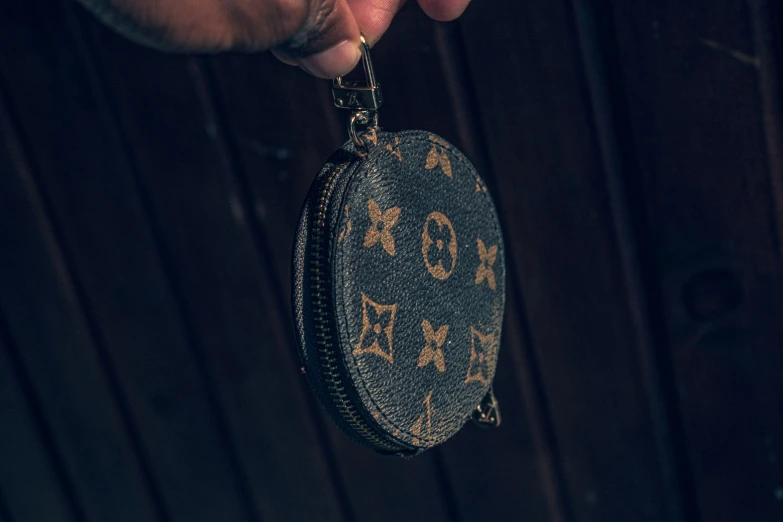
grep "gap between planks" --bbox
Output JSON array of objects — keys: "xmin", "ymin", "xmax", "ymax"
[
  {"xmin": 0, "ymin": 78, "xmax": 158, "ymax": 522},
  {"xmin": 63, "ymin": 2, "xmax": 261, "ymax": 521},
  {"xmin": 190, "ymin": 57, "xmax": 360, "ymax": 522},
  {"xmin": 567, "ymin": 1, "xmax": 703, "ymax": 521},
  {"xmin": 748, "ymin": 0, "xmax": 783, "ymax": 262},
  {"xmin": 434, "ymin": 20, "xmax": 575, "ymax": 522}
]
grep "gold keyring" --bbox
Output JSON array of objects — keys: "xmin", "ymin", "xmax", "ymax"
[{"xmin": 348, "ymin": 110, "xmax": 379, "ymax": 156}]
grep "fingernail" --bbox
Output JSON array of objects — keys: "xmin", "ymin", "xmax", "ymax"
[{"xmin": 299, "ymin": 40, "xmax": 361, "ymax": 79}]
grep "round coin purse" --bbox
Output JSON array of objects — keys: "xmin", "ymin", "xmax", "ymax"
[{"xmin": 293, "ymin": 39, "xmax": 505, "ymax": 456}]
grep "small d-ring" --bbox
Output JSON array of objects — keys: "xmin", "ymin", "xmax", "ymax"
[{"xmin": 348, "ymin": 110, "xmax": 379, "ymax": 156}]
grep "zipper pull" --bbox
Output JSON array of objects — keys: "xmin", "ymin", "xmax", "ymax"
[{"xmin": 471, "ymin": 386, "xmax": 501, "ymax": 428}]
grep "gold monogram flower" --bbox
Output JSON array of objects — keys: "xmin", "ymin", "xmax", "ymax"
[
  {"xmin": 364, "ymin": 199, "xmax": 401, "ymax": 256},
  {"xmin": 418, "ymin": 320, "xmax": 449, "ymax": 372},
  {"xmin": 354, "ymin": 293, "xmax": 397, "ymax": 364},
  {"xmin": 411, "ymin": 390, "xmax": 434, "ymax": 441},
  {"xmin": 385, "ymin": 136, "xmax": 403, "ymax": 161},
  {"xmin": 425, "ymin": 145, "xmax": 452, "ymax": 178},
  {"xmin": 466, "ymin": 327, "xmax": 495, "ymax": 385},
  {"xmin": 475, "ymin": 238, "xmax": 498, "ymax": 290}
]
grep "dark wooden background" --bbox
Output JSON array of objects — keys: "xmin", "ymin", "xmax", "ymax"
[{"xmin": 1, "ymin": 0, "xmax": 782, "ymax": 520}]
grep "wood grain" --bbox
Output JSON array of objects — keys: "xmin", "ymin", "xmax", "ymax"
[
  {"xmin": 0, "ymin": 0, "xmax": 779, "ymax": 520},
  {"xmin": 0, "ymin": 315, "xmax": 77, "ymax": 522},
  {"xmin": 206, "ymin": 41, "xmax": 456, "ymax": 522},
  {"xmin": 77, "ymin": 10, "xmax": 350, "ymax": 521},
  {"xmin": 606, "ymin": 1, "xmax": 783, "ymax": 520},
  {"xmin": 367, "ymin": 7, "xmax": 564, "ymax": 521},
  {"xmin": 0, "ymin": 1, "xmax": 256, "ymax": 520},
  {"xmin": 458, "ymin": 1, "xmax": 683, "ymax": 520},
  {"xmin": 0, "ymin": 488, "xmax": 10, "ymax": 522},
  {"xmin": 0, "ymin": 84, "xmax": 162, "ymax": 522}
]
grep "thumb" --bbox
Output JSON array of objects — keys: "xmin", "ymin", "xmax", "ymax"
[{"xmin": 273, "ymin": 0, "xmax": 363, "ymax": 79}]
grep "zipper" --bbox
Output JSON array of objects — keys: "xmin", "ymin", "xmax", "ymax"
[{"xmin": 309, "ymin": 161, "xmax": 409, "ymax": 454}]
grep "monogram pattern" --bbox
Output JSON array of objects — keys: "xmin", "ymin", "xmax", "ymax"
[
  {"xmin": 354, "ymin": 293, "xmax": 397, "ymax": 364},
  {"xmin": 385, "ymin": 137, "xmax": 403, "ymax": 161},
  {"xmin": 475, "ymin": 174, "xmax": 488, "ymax": 193},
  {"xmin": 425, "ymin": 144, "xmax": 453, "ymax": 178},
  {"xmin": 475, "ymin": 238, "xmax": 498, "ymax": 290},
  {"xmin": 327, "ymin": 131, "xmax": 503, "ymax": 447},
  {"xmin": 466, "ymin": 327, "xmax": 494, "ymax": 385},
  {"xmin": 364, "ymin": 199, "xmax": 400, "ymax": 256},
  {"xmin": 410, "ymin": 390, "xmax": 434, "ymax": 444},
  {"xmin": 363, "ymin": 127, "xmax": 378, "ymax": 146},
  {"xmin": 422, "ymin": 211, "xmax": 458, "ymax": 280},
  {"xmin": 418, "ymin": 320, "xmax": 449, "ymax": 372}
]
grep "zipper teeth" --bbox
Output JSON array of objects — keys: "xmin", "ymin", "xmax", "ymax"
[{"xmin": 310, "ymin": 163, "xmax": 406, "ymax": 453}]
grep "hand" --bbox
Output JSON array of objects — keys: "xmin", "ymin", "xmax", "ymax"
[{"xmin": 76, "ymin": 0, "xmax": 471, "ymax": 78}]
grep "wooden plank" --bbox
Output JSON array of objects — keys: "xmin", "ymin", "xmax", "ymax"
[
  {"xmin": 206, "ymin": 56, "xmax": 456, "ymax": 522},
  {"xmin": 76, "ymin": 11, "xmax": 350, "ymax": 521},
  {"xmin": 204, "ymin": 52, "xmax": 340, "ymax": 290},
  {"xmin": 432, "ymin": 22, "xmax": 576, "ymax": 522},
  {"xmin": 753, "ymin": 1, "xmax": 783, "ymax": 249},
  {"xmin": 434, "ymin": 285, "xmax": 565, "ymax": 522},
  {"xmin": 604, "ymin": 1, "xmax": 783, "ymax": 520},
  {"xmin": 0, "ymin": 487, "xmax": 10, "ymax": 522},
  {"xmin": 0, "ymin": 91, "xmax": 161, "ymax": 522},
  {"xmin": 208, "ymin": 4, "xmax": 556, "ymax": 521},
  {"xmin": 206, "ymin": 13, "xmax": 459, "ymax": 521},
  {"xmin": 568, "ymin": 2, "xmax": 693, "ymax": 520},
  {"xmin": 368, "ymin": 7, "xmax": 564, "ymax": 521},
  {"xmin": 0, "ymin": 317, "xmax": 76, "ymax": 522},
  {"xmin": 369, "ymin": 14, "xmax": 468, "ymax": 148},
  {"xmin": 456, "ymin": 1, "xmax": 685, "ymax": 521},
  {"xmin": 0, "ymin": 1, "xmax": 257, "ymax": 521}
]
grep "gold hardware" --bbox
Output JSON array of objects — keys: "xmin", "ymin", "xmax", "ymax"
[
  {"xmin": 333, "ymin": 36, "xmax": 382, "ymax": 155},
  {"xmin": 333, "ymin": 36, "xmax": 383, "ymax": 111},
  {"xmin": 471, "ymin": 387, "xmax": 501, "ymax": 428}
]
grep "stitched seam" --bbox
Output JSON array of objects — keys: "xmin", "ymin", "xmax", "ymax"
[{"xmin": 336, "ymin": 131, "xmax": 504, "ymax": 443}]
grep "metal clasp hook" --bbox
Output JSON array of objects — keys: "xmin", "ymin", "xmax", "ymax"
[
  {"xmin": 332, "ymin": 35, "xmax": 383, "ymax": 111},
  {"xmin": 332, "ymin": 36, "xmax": 382, "ymax": 155}
]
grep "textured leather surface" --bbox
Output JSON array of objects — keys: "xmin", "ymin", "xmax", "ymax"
[{"xmin": 294, "ymin": 130, "xmax": 505, "ymax": 452}]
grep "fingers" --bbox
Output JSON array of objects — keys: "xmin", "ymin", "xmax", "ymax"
[
  {"xmin": 77, "ymin": 0, "xmax": 471, "ymax": 80},
  {"xmin": 78, "ymin": 0, "xmax": 363, "ymax": 78},
  {"xmin": 417, "ymin": 0, "xmax": 472, "ymax": 21},
  {"xmin": 345, "ymin": 0, "xmax": 407, "ymax": 46},
  {"xmin": 272, "ymin": 0, "xmax": 362, "ymax": 79},
  {"xmin": 279, "ymin": 0, "xmax": 471, "ymax": 77}
]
